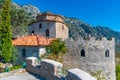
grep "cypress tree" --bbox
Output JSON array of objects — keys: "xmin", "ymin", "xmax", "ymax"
[{"xmin": 0, "ymin": 0, "xmax": 12, "ymax": 62}]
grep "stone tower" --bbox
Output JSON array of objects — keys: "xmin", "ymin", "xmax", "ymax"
[
  {"xmin": 64, "ymin": 37, "xmax": 116, "ymax": 80},
  {"xmin": 28, "ymin": 12, "xmax": 68, "ymax": 40}
]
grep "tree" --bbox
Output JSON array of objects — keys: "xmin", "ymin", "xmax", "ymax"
[
  {"xmin": 0, "ymin": 0, "xmax": 12, "ymax": 62},
  {"xmin": 10, "ymin": 4, "xmax": 30, "ymax": 38},
  {"xmin": 45, "ymin": 39, "xmax": 67, "ymax": 61},
  {"xmin": 0, "ymin": 0, "xmax": 4, "ymax": 9},
  {"xmin": 11, "ymin": 46, "xmax": 18, "ymax": 65}
]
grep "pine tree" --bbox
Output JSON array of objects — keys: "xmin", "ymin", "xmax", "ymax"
[{"xmin": 0, "ymin": 0, "xmax": 12, "ymax": 62}]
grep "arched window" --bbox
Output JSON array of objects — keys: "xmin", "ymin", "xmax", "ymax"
[
  {"xmin": 31, "ymin": 30, "xmax": 34, "ymax": 34},
  {"xmin": 81, "ymin": 49, "xmax": 85, "ymax": 57},
  {"xmin": 22, "ymin": 48, "xmax": 26, "ymax": 58},
  {"xmin": 46, "ymin": 29, "xmax": 49, "ymax": 36},
  {"xmin": 105, "ymin": 49, "xmax": 110, "ymax": 57},
  {"xmin": 62, "ymin": 25, "xmax": 64, "ymax": 30},
  {"xmin": 39, "ymin": 23, "xmax": 42, "ymax": 29}
]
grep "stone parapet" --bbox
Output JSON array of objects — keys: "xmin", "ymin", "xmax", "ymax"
[
  {"xmin": 67, "ymin": 68, "xmax": 96, "ymax": 80},
  {"xmin": 26, "ymin": 57, "xmax": 96, "ymax": 80}
]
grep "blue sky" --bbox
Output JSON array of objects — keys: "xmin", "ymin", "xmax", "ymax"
[{"xmin": 12, "ymin": 0, "xmax": 120, "ymax": 32}]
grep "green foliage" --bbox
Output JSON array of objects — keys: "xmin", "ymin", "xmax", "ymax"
[
  {"xmin": 116, "ymin": 63, "xmax": 120, "ymax": 80},
  {"xmin": 91, "ymin": 70, "xmax": 105, "ymax": 80},
  {"xmin": 0, "ymin": 0, "xmax": 4, "ymax": 9},
  {"xmin": 9, "ymin": 65, "xmax": 21, "ymax": 71},
  {"xmin": 10, "ymin": 4, "xmax": 30, "ymax": 38},
  {"xmin": 0, "ymin": 0, "xmax": 12, "ymax": 63},
  {"xmin": 46, "ymin": 39, "xmax": 67, "ymax": 55},
  {"xmin": 45, "ymin": 39, "xmax": 67, "ymax": 61},
  {"xmin": 11, "ymin": 46, "xmax": 18, "ymax": 65}
]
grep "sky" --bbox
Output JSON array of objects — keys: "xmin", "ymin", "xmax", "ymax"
[{"xmin": 12, "ymin": 0, "xmax": 120, "ymax": 32}]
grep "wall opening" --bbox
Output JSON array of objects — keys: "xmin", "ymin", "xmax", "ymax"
[
  {"xmin": 81, "ymin": 49, "xmax": 85, "ymax": 57},
  {"xmin": 46, "ymin": 29, "xmax": 49, "ymax": 36},
  {"xmin": 105, "ymin": 49, "xmax": 110, "ymax": 57},
  {"xmin": 39, "ymin": 23, "xmax": 42, "ymax": 29},
  {"xmin": 62, "ymin": 25, "xmax": 64, "ymax": 30},
  {"xmin": 22, "ymin": 48, "xmax": 26, "ymax": 58},
  {"xmin": 31, "ymin": 30, "xmax": 35, "ymax": 34}
]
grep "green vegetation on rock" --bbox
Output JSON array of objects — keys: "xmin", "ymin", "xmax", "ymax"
[{"xmin": 10, "ymin": 4, "xmax": 30, "ymax": 38}]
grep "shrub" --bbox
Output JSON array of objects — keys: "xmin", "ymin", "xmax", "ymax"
[{"xmin": 116, "ymin": 64, "xmax": 120, "ymax": 80}]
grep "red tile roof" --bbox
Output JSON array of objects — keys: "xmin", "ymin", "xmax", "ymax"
[{"xmin": 12, "ymin": 34, "xmax": 55, "ymax": 46}]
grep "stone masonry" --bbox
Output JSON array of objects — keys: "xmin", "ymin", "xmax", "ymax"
[
  {"xmin": 28, "ymin": 12, "xmax": 68, "ymax": 40},
  {"xmin": 26, "ymin": 57, "xmax": 96, "ymax": 80},
  {"xmin": 63, "ymin": 36, "xmax": 116, "ymax": 80},
  {"xmin": 23, "ymin": 12, "xmax": 116, "ymax": 80}
]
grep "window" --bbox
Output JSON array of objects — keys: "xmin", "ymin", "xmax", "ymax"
[
  {"xmin": 39, "ymin": 23, "xmax": 42, "ymax": 29},
  {"xmin": 46, "ymin": 29, "xmax": 49, "ymax": 36},
  {"xmin": 31, "ymin": 30, "xmax": 35, "ymax": 34},
  {"xmin": 81, "ymin": 49, "xmax": 85, "ymax": 57},
  {"xmin": 62, "ymin": 25, "xmax": 64, "ymax": 30},
  {"xmin": 105, "ymin": 49, "xmax": 109, "ymax": 57},
  {"xmin": 22, "ymin": 48, "xmax": 26, "ymax": 58}
]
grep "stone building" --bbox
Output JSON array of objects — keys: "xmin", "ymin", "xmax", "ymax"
[
  {"xmin": 28, "ymin": 12, "xmax": 68, "ymax": 40},
  {"xmin": 12, "ymin": 12, "xmax": 68, "ymax": 63},
  {"xmin": 12, "ymin": 34, "xmax": 54, "ymax": 63},
  {"xmin": 12, "ymin": 12, "xmax": 116, "ymax": 80},
  {"xmin": 63, "ymin": 36, "xmax": 116, "ymax": 80}
]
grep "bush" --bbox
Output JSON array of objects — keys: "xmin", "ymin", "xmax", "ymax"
[
  {"xmin": 116, "ymin": 64, "xmax": 120, "ymax": 80},
  {"xmin": 9, "ymin": 65, "xmax": 21, "ymax": 71}
]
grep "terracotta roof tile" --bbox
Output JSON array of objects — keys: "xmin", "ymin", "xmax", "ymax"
[{"xmin": 12, "ymin": 34, "xmax": 55, "ymax": 46}]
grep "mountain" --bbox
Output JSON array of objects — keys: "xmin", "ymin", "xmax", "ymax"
[
  {"xmin": 64, "ymin": 17, "xmax": 120, "ymax": 43},
  {"xmin": 12, "ymin": 2, "xmax": 22, "ymax": 9},
  {"xmin": 12, "ymin": 3, "xmax": 41, "ymax": 20},
  {"xmin": 23, "ymin": 4, "xmax": 41, "ymax": 20},
  {"xmin": 10, "ymin": 3, "xmax": 41, "ymax": 38}
]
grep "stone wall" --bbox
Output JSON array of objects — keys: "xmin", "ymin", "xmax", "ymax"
[
  {"xmin": 26, "ymin": 57, "xmax": 96, "ymax": 80},
  {"xmin": 26, "ymin": 57, "xmax": 63, "ymax": 80},
  {"xmin": 28, "ymin": 21, "xmax": 68, "ymax": 40},
  {"xmin": 28, "ymin": 21, "xmax": 56, "ymax": 38},
  {"xmin": 63, "ymin": 37, "xmax": 116, "ymax": 80},
  {"xmin": 55, "ymin": 22, "xmax": 68, "ymax": 40},
  {"xmin": 67, "ymin": 68, "xmax": 96, "ymax": 80}
]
